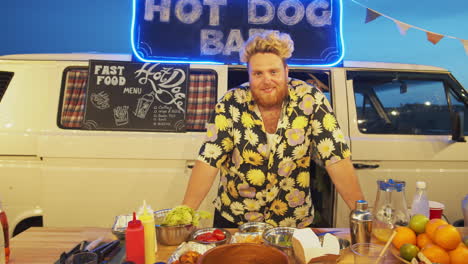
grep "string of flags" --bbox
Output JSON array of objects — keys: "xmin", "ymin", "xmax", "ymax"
[{"xmin": 351, "ymin": 0, "xmax": 468, "ymax": 55}]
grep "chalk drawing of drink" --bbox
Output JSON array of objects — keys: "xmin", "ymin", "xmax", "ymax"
[
  {"xmin": 134, "ymin": 92, "xmax": 154, "ymax": 119},
  {"xmin": 113, "ymin": 106, "xmax": 129, "ymax": 126}
]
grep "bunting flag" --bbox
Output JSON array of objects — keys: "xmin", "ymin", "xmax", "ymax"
[
  {"xmin": 427, "ymin": 32, "xmax": 444, "ymax": 45},
  {"xmin": 351, "ymin": 0, "xmax": 468, "ymax": 55},
  {"xmin": 461, "ymin": 39, "xmax": 468, "ymax": 55},
  {"xmin": 394, "ymin": 21, "xmax": 411, "ymax": 36},
  {"xmin": 365, "ymin": 8, "xmax": 381, "ymax": 23}
]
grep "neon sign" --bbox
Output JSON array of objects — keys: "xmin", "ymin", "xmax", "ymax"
[{"xmin": 131, "ymin": 0, "xmax": 344, "ymax": 66}]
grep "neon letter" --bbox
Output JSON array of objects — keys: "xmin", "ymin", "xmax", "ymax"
[
  {"xmin": 278, "ymin": 0, "xmax": 304, "ymax": 26},
  {"xmin": 200, "ymin": 29, "xmax": 224, "ymax": 55},
  {"xmin": 306, "ymin": 0, "xmax": 331, "ymax": 27},
  {"xmin": 175, "ymin": 0, "xmax": 203, "ymax": 24},
  {"xmin": 248, "ymin": 0, "xmax": 275, "ymax": 25},
  {"xmin": 223, "ymin": 29, "xmax": 244, "ymax": 55},
  {"xmin": 144, "ymin": 0, "xmax": 171, "ymax": 22},
  {"xmin": 203, "ymin": 0, "xmax": 227, "ymax": 26}
]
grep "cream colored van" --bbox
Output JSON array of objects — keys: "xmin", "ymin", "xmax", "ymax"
[{"xmin": 0, "ymin": 54, "xmax": 466, "ymax": 236}]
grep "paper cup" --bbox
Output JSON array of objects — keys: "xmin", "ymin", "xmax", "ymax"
[{"xmin": 429, "ymin": 201, "xmax": 444, "ymax": 219}]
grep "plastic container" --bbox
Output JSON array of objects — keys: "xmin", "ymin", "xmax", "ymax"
[
  {"xmin": 463, "ymin": 195, "xmax": 468, "ymax": 226},
  {"xmin": 411, "ymin": 181, "xmax": 430, "ymax": 218},
  {"xmin": 0, "ymin": 199, "xmax": 9, "ymax": 264},
  {"xmin": 372, "ymin": 179, "xmax": 410, "ymax": 243},
  {"xmin": 138, "ymin": 201, "xmax": 157, "ymax": 264},
  {"xmin": 349, "ymin": 200, "xmax": 373, "ymax": 244},
  {"xmin": 125, "ymin": 212, "xmax": 145, "ymax": 264}
]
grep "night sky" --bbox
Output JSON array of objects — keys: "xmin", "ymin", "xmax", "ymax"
[{"xmin": 1, "ymin": 0, "xmax": 467, "ymax": 88}]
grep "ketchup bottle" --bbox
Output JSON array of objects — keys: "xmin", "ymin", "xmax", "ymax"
[
  {"xmin": 0, "ymin": 200, "xmax": 9, "ymax": 263},
  {"xmin": 125, "ymin": 212, "xmax": 145, "ymax": 264}
]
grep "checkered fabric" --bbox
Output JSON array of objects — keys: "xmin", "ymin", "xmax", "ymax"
[
  {"xmin": 60, "ymin": 70, "xmax": 216, "ymax": 131},
  {"xmin": 186, "ymin": 73, "xmax": 217, "ymax": 131},
  {"xmin": 60, "ymin": 69, "xmax": 88, "ymax": 128}
]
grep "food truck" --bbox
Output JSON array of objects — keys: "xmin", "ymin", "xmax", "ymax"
[{"xmin": 0, "ymin": 0, "xmax": 467, "ymax": 236}]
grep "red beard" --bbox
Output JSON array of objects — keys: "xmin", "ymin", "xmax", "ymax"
[{"xmin": 251, "ymin": 84, "xmax": 288, "ymax": 108}]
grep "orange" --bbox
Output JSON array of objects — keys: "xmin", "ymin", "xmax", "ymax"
[
  {"xmin": 421, "ymin": 243, "xmax": 450, "ymax": 264},
  {"xmin": 448, "ymin": 243, "xmax": 468, "ymax": 264},
  {"xmin": 392, "ymin": 226, "xmax": 417, "ymax": 249},
  {"xmin": 433, "ymin": 224, "xmax": 462, "ymax": 251},
  {"xmin": 425, "ymin": 218, "xmax": 448, "ymax": 240},
  {"xmin": 417, "ymin": 233, "xmax": 432, "ymax": 249}
]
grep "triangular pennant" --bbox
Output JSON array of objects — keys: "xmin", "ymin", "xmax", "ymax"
[
  {"xmin": 365, "ymin": 8, "xmax": 381, "ymax": 23},
  {"xmin": 461, "ymin": 39, "xmax": 468, "ymax": 55},
  {"xmin": 394, "ymin": 21, "xmax": 411, "ymax": 35},
  {"xmin": 426, "ymin": 32, "xmax": 444, "ymax": 45}
]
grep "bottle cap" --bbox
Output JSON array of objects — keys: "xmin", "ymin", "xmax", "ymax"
[
  {"xmin": 127, "ymin": 212, "xmax": 142, "ymax": 228},
  {"xmin": 416, "ymin": 181, "xmax": 426, "ymax": 189},
  {"xmin": 355, "ymin": 200, "xmax": 368, "ymax": 211},
  {"xmin": 138, "ymin": 200, "xmax": 154, "ymax": 222}
]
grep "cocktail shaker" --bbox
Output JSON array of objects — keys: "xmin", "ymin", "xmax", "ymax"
[{"xmin": 350, "ymin": 200, "xmax": 373, "ymax": 244}]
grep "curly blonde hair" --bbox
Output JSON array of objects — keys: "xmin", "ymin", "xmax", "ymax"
[{"xmin": 239, "ymin": 31, "xmax": 294, "ymax": 64}]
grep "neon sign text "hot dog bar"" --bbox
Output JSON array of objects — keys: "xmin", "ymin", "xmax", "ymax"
[{"xmin": 131, "ymin": 0, "xmax": 344, "ymax": 66}]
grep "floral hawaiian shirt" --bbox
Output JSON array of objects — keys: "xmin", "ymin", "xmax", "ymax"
[{"xmin": 197, "ymin": 78, "xmax": 351, "ymax": 227}]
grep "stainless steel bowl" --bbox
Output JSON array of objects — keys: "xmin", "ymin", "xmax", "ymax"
[
  {"xmin": 262, "ymin": 227, "xmax": 296, "ymax": 257},
  {"xmin": 111, "ymin": 214, "xmax": 133, "ymax": 240},
  {"xmin": 155, "ymin": 209, "xmax": 196, "ymax": 246},
  {"xmin": 238, "ymin": 222, "xmax": 273, "ymax": 234},
  {"xmin": 190, "ymin": 227, "xmax": 231, "ymax": 246}
]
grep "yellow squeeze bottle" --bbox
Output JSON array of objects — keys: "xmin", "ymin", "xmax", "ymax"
[{"xmin": 138, "ymin": 200, "xmax": 157, "ymax": 264}]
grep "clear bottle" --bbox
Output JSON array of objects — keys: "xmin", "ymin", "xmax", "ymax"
[
  {"xmin": 349, "ymin": 200, "xmax": 373, "ymax": 244},
  {"xmin": 411, "ymin": 181, "xmax": 430, "ymax": 218},
  {"xmin": 372, "ymin": 179, "xmax": 410, "ymax": 243},
  {"xmin": 462, "ymin": 194, "xmax": 468, "ymax": 226}
]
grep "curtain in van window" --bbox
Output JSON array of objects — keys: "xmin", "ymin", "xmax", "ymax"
[
  {"xmin": 60, "ymin": 69, "xmax": 88, "ymax": 128},
  {"xmin": 186, "ymin": 73, "xmax": 217, "ymax": 131}
]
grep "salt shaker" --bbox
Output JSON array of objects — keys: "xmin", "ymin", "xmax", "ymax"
[{"xmin": 350, "ymin": 200, "xmax": 373, "ymax": 244}]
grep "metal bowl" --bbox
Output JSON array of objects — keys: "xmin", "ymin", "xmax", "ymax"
[
  {"xmin": 262, "ymin": 227, "xmax": 296, "ymax": 257},
  {"xmin": 111, "ymin": 214, "xmax": 133, "ymax": 240},
  {"xmin": 155, "ymin": 209, "xmax": 196, "ymax": 246},
  {"xmin": 238, "ymin": 222, "xmax": 273, "ymax": 234},
  {"xmin": 189, "ymin": 227, "xmax": 231, "ymax": 246}
]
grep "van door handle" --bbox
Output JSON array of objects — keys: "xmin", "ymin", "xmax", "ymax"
[{"xmin": 353, "ymin": 163, "xmax": 380, "ymax": 169}]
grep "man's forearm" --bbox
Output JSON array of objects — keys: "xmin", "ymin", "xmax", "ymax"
[
  {"xmin": 182, "ymin": 160, "xmax": 219, "ymax": 210},
  {"xmin": 326, "ymin": 158, "xmax": 365, "ymax": 210}
]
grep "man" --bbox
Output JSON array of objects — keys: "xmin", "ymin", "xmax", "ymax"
[{"xmin": 183, "ymin": 31, "xmax": 364, "ymax": 228}]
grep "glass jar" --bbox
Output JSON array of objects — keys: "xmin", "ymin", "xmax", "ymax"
[{"xmin": 372, "ymin": 179, "xmax": 410, "ymax": 242}]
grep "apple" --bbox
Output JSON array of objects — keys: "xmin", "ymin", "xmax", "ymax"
[{"xmin": 409, "ymin": 214, "xmax": 429, "ymax": 234}]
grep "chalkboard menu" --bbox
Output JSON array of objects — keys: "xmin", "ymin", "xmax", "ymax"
[{"xmin": 83, "ymin": 60, "xmax": 189, "ymax": 132}]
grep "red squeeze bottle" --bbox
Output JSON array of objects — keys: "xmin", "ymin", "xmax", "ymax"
[
  {"xmin": 0, "ymin": 201, "xmax": 9, "ymax": 263},
  {"xmin": 125, "ymin": 212, "xmax": 145, "ymax": 264}
]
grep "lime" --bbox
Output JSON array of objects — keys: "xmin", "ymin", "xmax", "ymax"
[
  {"xmin": 409, "ymin": 214, "xmax": 429, "ymax": 234},
  {"xmin": 400, "ymin": 243, "xmax": 419, "ymax": 261}
]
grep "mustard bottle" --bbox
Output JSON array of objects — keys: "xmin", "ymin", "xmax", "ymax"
[{"xmin": 138, "ymin": 200, "xmax": 157, "ymax": 264}]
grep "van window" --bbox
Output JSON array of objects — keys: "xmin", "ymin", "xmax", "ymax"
[
  {"xmin": 0, "ymin": 71, "xmax": 14, "ymax": 103},
  {"xmin": 349, "ymin": 71, "xmax": 468, "ymax": 135},
  {"xmin": 58, "ymin": 67, "xmax": 217, "ymax": 131}
]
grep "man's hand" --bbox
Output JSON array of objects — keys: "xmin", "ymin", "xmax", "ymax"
[
  {"xmin": 182, "ymin": 160, "xmax": 219, "ymax": 210},
  {"xmin": 326, "ymin": 158, "xmax": 364, "ymax": 210}
]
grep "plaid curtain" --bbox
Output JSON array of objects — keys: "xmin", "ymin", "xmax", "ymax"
[
  {"xmin": 59, "ymin": 69, "xmax": 216, "ymax": 131},
  {"xmin": 186, "ymin": 73, "xmax": 217, "ymax": 131},
  {"xmin": 60, "ymin": 69, "xmax": 88, "ymax": 128}
]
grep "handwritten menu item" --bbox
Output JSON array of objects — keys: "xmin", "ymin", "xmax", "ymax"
[{"xmin": 84, "ymin": 60, "xmax": 189, "ymax": 132}]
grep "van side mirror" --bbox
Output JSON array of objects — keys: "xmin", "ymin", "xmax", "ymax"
[{"xmin": 451, "ymin": 111, "xmax": 466, "ymax": 142}]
